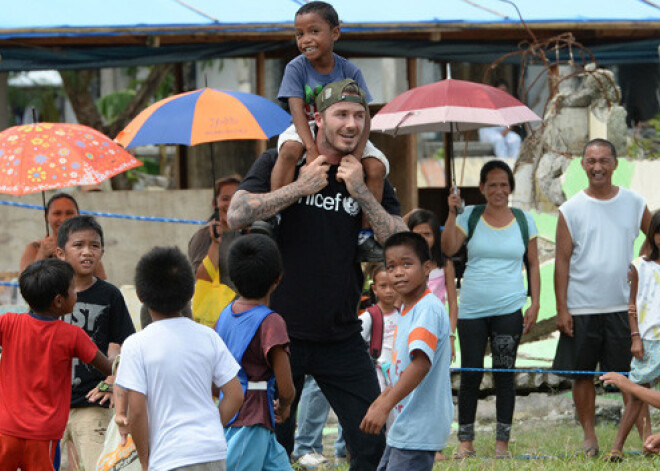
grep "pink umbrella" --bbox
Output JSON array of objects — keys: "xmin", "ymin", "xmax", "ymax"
[
  {"xmin": 372, "ymin": 78, "xmax": 540, "ymax": 135},
  {"xmin": 372, "ymin": 78, "xmax": 541, "ymax": 187}
]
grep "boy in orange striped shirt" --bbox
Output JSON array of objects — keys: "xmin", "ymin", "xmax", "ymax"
[{"xmin": 360, "ymin": 232, "xmax": 453, "ymax": 471}]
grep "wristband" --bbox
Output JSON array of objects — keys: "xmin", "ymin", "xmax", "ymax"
[{"xmin": 631, "ymin": 332, "xmax": 641, "ymax": 338}]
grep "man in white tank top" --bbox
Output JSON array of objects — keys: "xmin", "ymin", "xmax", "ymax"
[{"xmin": 553, "ymin": 138, "xmax": 652, "ymax": 456}]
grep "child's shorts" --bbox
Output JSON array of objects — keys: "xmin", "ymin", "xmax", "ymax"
[
  {"xmin": 376, "ymin": 445, "xmax": 435, "ymax": 471},
  {"xmin": 0, "ymin": 432, "xmax": 58, "ymax": 470},
  {"xmin": 277, "ymin": 123, "xmax": 390, "ymax": 175},
  {"xmin": 629, "ymin": 338, "xmax": 660, "ymax": 385},
  {"xmin": 225, "ymin": 425, "xmax": 290, "ymax": 471},
  {"xmin": 172, "ymin": 460, "xmax": 226, "ymax": 470}
]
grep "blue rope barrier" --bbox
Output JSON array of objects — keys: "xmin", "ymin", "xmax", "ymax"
[
  {"xmin": 0, "ymin": 309, "xmax": 627, "ymax": 378},
  {"xmin": 0, "ymin": 199, "xmax": 206, "ymax": 225},
  {"xmin": 450, "ymin": 367, "xmax": 628, "ymax": 376},
  {"xmin": 0, "ymin": 281, "xmax": 18, "ymax": 287}
]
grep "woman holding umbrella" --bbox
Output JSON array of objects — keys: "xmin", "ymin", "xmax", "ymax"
[
  {"xmin": 19, "ymin": 192, "xmax": 106, "ymax": 279},
  {"xmin": 441, "ymin": 160, "xmax": 540, "ymax": 459}
]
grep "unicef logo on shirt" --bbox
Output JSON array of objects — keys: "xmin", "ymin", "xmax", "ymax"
[
  {"xmin": 343, "ymin": 196, "xmax": 360, "ymax": 216},
  {"xmin": 297, "ymin": 193, "xmax": 361, "ymax": 217}
]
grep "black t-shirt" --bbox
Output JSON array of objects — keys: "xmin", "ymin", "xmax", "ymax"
[
  {"xmin": 63, "ymin": 279, "xmax": 136, "ymax": 408},
  {"xmin": 238, "ymin": 149, "xmax": 401, "ymax": 342}
]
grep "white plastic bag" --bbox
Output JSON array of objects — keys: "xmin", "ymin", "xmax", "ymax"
[{"xmin": 95, "ymin": 413, "xmax": 140, "ymax": 471}]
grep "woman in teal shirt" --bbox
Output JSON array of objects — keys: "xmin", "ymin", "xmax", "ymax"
[{"xmin": 441, "ymin": 160, "xmax": 540, "ymax": 459}]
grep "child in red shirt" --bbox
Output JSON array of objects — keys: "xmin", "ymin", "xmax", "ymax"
[{"xmin": 0, "ymin": 258, "xmax": 112, "ymax": 471}]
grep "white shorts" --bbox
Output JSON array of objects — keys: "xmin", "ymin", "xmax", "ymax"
[{"xmin": 277, "ymin": 123, "xmax": 390, "ymax": 176}]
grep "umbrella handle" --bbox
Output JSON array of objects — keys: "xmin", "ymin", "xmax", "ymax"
[
  {"xmin": 42, "ymin": 191, "xmax": 50, "ymax": 236},
  {"xmin": 452, "ymin": 186, "xmax": 464, "ymax": 215},
  {"xmin": 212, "ymin": 208, "xmax": 220, "ymax": 239}
]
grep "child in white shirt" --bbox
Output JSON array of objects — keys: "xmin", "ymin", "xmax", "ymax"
[{"xmin": 115, "ymin": 247, "xmax": 243, "ymax": 470}]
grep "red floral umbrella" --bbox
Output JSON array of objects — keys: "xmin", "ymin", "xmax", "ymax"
[{"xmin": 0, "ymin": 122, "xmax": 142, "ymax": 195}]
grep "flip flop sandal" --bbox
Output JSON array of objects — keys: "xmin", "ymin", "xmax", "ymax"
[
  {"xmin": 495, "ymin": 450, "xmax": 513, "ymax": 459},
  {"xmin": 602, "ymin": 450, "xmax": 624, "ymax": 463},
  {"xmin": 451, "ymin": 450, "xmax": 477, "ymax": 460},
  {"xmin": 452, "ymin": 449, "xmax": 476, "ymax": 460}
]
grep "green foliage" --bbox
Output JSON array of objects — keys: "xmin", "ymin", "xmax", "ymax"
[
  {"xmin": 94, "ymin": 67, "xmax": 174, "ymax": 123},
  {"xmin": 7, "ymin": 83, "xmax": 63, "ymax": 125},
  {"xmin": 95, "ymin": 90, "xmax": 136, "ymax": 123},
  {"xmin": 627, "ymin": 114, "xmax": 660, "ymax": 160},
  {"xmin": 138, "ymin": 157, "xmax": 161, "ymax": 175},
  {"xmin": 432, "ymin": 147, "xmax": 445, "ymax": 160},
  {"xmin": 153, "ymin": 72, "xmax": 174, "ymax": 101},
  {"xmin": 199, "ymin": 59, "xmax": 226, "ymax": 77}
]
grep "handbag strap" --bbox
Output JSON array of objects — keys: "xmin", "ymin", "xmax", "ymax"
[{"xmin": 202, "ymin": 255, "xmax": 220, "ymax": 284}]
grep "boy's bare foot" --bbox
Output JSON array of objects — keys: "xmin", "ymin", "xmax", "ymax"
[{"xmin": 577, "ymin": 444, "xmax": 600, "ymax": 457}]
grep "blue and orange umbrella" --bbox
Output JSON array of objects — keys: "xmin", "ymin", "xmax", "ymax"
[{"xmin": 115, "ymin": 88, "xmax": 291, "ymax": 148}]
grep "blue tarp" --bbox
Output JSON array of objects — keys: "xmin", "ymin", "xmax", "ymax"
[
  {"xmin": 3, "ymin": 0, "xmax": 660, "ymax": 31},
  {"xmin": 1, "ymin": 0, "xmax": 659, "ymax": 71}
]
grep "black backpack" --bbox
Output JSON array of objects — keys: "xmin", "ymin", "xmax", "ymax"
[{"xmin": 452, "ymin": 205, "xmax": 531, "ymax": 296}]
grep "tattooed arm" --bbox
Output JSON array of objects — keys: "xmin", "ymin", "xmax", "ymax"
[
  {"xmin": 227, "ymin": 156, "xmax": 331, "ymax": 230},
  {"xmin": 337, "ymin": 155, "xmax": 408, "ymax": 243}
]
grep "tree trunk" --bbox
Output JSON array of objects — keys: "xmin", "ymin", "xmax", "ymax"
[
  {"xmin": 60, "ymin": 70, "xmax": 105, "ymax": 132},
  {"xmin": 59, "ymin": 65, "xmax": 174, "ymax": 190}
]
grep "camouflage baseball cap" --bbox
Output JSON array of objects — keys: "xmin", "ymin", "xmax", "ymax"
[{"xmin": 315, "ymin": 79, "xmax": 368, "ymax": 113}]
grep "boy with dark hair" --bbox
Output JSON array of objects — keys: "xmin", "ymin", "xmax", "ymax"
[
  {"xmin": 273, "ymin": 0, "xmax": 388, "ymax": 261},
  {"xmin": 55, "ymin": 215, "xmax": 136, "ymax": 471},
  {"xmin": 216, "ymin": 234, "xmax": 295, "ymax": 471},
  {"xmin": 115, "ymin": 247, "xmax": 242, "ymax": 470},
  {"xmin": 0, "ymin": 259, "xmax": 112, "ymax": 470},
  {"xmin": 361, "ymin": 232, "xmax": 453, "ymax": 471}
]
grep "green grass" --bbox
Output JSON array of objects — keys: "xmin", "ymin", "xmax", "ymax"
[{"xmin": 317, "ymin": 421, "xmax": 659, "ymax": 470}]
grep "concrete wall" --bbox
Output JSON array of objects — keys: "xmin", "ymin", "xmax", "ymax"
[{"xmin": 1, "ymin": 189, "xmax": 214, "ymax": 286}]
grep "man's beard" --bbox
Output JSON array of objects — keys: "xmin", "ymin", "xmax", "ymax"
[{"xmin": 321, "ymin": 128, "xmax": 359, "ymax": 156}]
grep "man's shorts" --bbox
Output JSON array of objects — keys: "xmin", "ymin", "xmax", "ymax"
[
  {"xmin": 277, "ymin": 123, "xmax": 390, "ymax": 175},
  {"xmin": 552, "ymin": 311, "xmax": 632, "ymax": 379}
]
